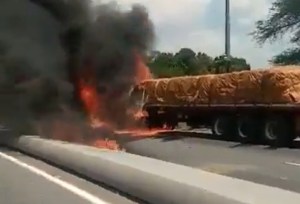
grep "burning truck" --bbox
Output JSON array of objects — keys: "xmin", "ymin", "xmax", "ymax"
[
  {"xmin": 0, "ymin": 0, "xmax": 154, "ymax": 146},
  {"xmin": 131, "ymin": 67, "xmax": 300, "ymax": 147}
]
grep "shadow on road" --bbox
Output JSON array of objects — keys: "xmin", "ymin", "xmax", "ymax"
[
  {"xmin": 116, "ymin": 130, "xmax": 300, "ymax": 150},
  {"xmin": 146, "ymin": 131, "xmax": 239, "ymax": 143},
  {"xmin": 0, "ymin": 145, "xmax": 13, "ymax": 152},
  {"xmin": 262, "ymin": 140, "xmax": 300, "ymax": 150},
  {"xmin": 116, "ymin": 131, "xmax": 213, "ymax": 144},
  {"xmin": 229, "ymin": 143, "xmax": 255, "ymax": 148},
  {"xmin": 228, "ymin": 139, "xmax": 300, "ymax": 150},
  {"xmin": 156, "ymin": 131, "xmax": 211, "ymax": 142}
]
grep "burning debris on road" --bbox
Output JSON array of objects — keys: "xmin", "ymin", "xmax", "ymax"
[{"xmin": 0, "ymin": 0, "xmax": 160, "ymax": 150}]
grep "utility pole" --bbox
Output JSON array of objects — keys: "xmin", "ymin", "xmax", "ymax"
[
  {"xmin": 225, "ymin": 0, "xmax": 231, "ymax": 57},
  {"xmin": 225, "ymin": 0, "xmax": 231, "ymax": 72}
]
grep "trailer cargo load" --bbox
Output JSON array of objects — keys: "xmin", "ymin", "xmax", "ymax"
[
  {"xmin": 262, "ymin": 67, "xmax": 300, "ymax": 103},
  {"xmin": 140, "ymin": 75, "xmax": 214, "ymax": 104},
  {"xmin": 131, "ymin": 66, "xmax": 300, "ymax": 147},
  {"xmin": 235, "ymin": 70, "xmax": 263, "ymax": 104}
]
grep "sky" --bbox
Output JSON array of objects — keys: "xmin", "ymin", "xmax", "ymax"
[{"xmin": 93, "ymin": 0, "xmax": 291, "ymax": 68}]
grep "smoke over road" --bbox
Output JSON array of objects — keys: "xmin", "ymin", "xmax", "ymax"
[{"xmin": 0, "ymin": 0, "xmax": 154, "ymax": 140}]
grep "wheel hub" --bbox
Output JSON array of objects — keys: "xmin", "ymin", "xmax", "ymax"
[
  {"xmin": 214, "ymin": 118, "xmax": 224, "ymax": 135},
  {"xmin": 265, "ymin": 121, "xmax": 278, "ymax": 141}
]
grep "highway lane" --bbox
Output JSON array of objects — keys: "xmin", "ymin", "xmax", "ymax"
[
  {"xmin": 123, "ymin": 130, "xmax": 300, "ymax": 193},
  {"xmin": 0, "ymin": 147, "xmax": 138, "ymax": 204}
]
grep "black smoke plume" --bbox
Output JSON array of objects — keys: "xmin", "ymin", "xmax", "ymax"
[{"xmin": 0, "ymin": 0, "xmax": 154, "ymax": 136}]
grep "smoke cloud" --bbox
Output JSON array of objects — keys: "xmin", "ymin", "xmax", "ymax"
[{"xmin": 0, "ymin": 0, "xmax": 154, "ymax": 134}]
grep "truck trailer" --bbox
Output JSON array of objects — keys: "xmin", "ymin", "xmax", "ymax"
[{"xmin": 131, "ymin": 66, "xmax": 300, "ymax": 147}]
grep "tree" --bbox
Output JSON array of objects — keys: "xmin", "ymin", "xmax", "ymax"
[
  {"xmin": 231, "ymin": 57, "xmax": 251, "ymax": 71},
  {"xmin": 251, "ymin": 0, "xmax": 300, "ymax": 65},
  {"xmin": 212, "ymin": 55, "xmax": 250, "ymax": 73},
  {"xmin": 174, "ymin": 48, "xmax": 198, "ymax": 75},
  {"xmin": 148, "ymin": 50, "xmax": 251, "ymax": 78},
  {"xmin": 272, "ymin": 48, "xmax": 300, "ymax": 65},
  {"xmin": 195, "ymin": 52, "xmax": 213, "ymax": 74},
  {"xmin": 212, "ymin": 55, "xmax": 230, "ymax": 73},
  {"xmin": 148, "ymin": 51, "xmax": 185, "ymax": 78}
]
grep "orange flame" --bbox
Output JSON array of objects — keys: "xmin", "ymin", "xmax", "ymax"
[
  {"xmin": 78, "ymin": 52, "xmax": 171, "ymax": 150},
  {"xmin": 75, "ymin": 65, "xmax": 120, "ymax": 149},
  {"xmin": 92, "ymin": 138, "xmax": 120, "ymax": 150},
  {"xmin": 115, "ymin": 128, "xmax": 169, "ymax": 137},
  {"xmin": 134, "ymin": 52, "xmax": 152, "ymax": 83},
  {"xmin": 79, "ymin": 81, "xmax": 100, "ymax": 119},
  {"xmin": 133, "ymin": 110, "xmax": 148, "ymax": 120}
]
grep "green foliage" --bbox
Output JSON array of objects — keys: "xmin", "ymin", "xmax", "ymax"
[
  {"xmin": 252, "ymin": 0, "xmax": 300, "ymax": 65},
  {"xmin": 174, "ymin": 48, "xmax": 198, "ymax": 75},
  {"xmin": 148, "ymin": 49, "xmax": 251, "ymax": 78},
  {"xmin": 195, "ymin": 52, "xmax": 213, "ymax": 74},
  {"xmin": 212, "ymin": 55, "xmax": 230, "ymax": 73},
  {"xmin": 231, "ymin": 57, "xmax": 251, "ymax": 71},
  {"xmin": 252, "ymin": 0, "xmax": 300, "ymax": 44},
  {"xmin": 211, "ymin": 55, "xmax": 250, "ymax": 74},
  {"xmin": 272, "ymin": 48, "xmax": 300, "ymax": 65},
  {"xmin": 147, "ymin": 52, "xmax": 185, "ymax": 78}
]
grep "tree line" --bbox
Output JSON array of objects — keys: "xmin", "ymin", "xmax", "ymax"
[
  {"xmin": 147, "ymin": 49, "xmax": 250, "ymax": 78},
  {"xmin": 148, "ymin": 0, "xmax": 300, "ymax": 78}
]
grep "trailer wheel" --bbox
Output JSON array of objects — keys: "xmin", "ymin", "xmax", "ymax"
[
  {"xmin": 264, "ymin": 116, "xmax": 294, "ymax": 147},
  {"xmin": 212, "ymin": 118, "xmax": 224, "ymax": 136},
  {"xmin": 212, "ymin": 116, "xmax": 235, "ymax": 140},
  {"xmin": 237, "ymin": 116, "xmax": 259, "ymax": 144}
]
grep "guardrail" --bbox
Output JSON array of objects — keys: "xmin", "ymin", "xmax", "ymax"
[{"xmin": 2, "ymin": 135, "xmax": 300, "ymax": 204}]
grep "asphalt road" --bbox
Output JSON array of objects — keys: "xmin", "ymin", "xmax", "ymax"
[
  {"xmin": 0, "ymin": 147, "xmax": 138, "ymax": 204},
  {"xmin": 123, "ymin": 130, "xmax": 300, "ymax": 193}
]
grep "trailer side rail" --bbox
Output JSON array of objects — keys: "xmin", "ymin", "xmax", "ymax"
[{"xmin": 143, "ymin": 103, "xmax": 300, "ymax": 111}]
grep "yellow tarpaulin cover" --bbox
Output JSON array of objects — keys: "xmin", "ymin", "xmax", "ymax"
[{"xmin": 136, "ymin": 66, "xmax": 300, "ymax": 104}]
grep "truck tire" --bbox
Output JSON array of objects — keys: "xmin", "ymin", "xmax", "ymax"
[
  {"xmin": 263, "ymin": 116, "xmax": 294, "ymax": 147},
  {"xmin": 237, "ymin": 116, "xmax": 259, "ymax": 144},
  {"xmin": 212, "ymin": 116, "xmax": 236, "ymax": 140}
]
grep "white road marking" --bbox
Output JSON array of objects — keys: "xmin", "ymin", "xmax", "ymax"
[
  {"xmin": 0, "ymin": 152, "xmax": 110, "ymax": 204},
  {"xmin": 285, "ymin": 162, "xmax": 300, "ymax": 167}
]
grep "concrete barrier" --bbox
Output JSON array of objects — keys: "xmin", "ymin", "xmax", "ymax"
[{"xmin": 2, "ymin": 135, "xmax": 300, "ymax": 204}]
